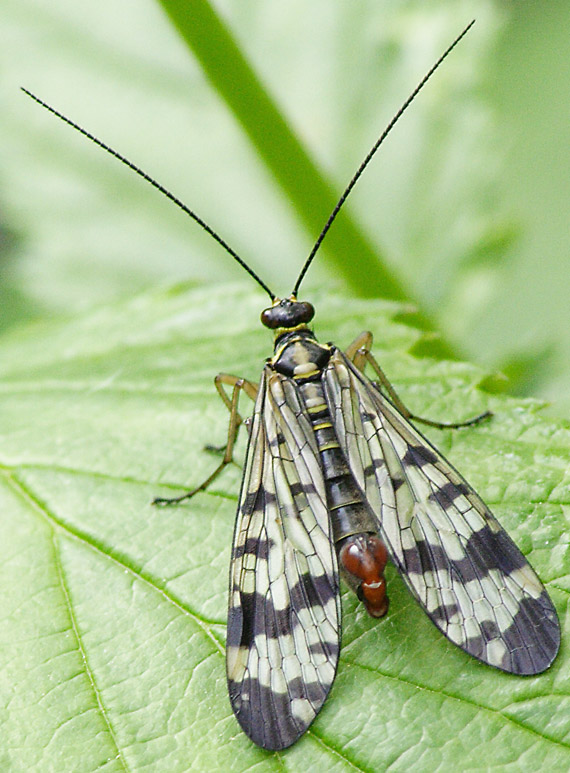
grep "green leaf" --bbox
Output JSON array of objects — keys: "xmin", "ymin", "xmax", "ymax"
[{"xmin": 1, "ymin": 285, "xmax": 568, "ymax": 771}]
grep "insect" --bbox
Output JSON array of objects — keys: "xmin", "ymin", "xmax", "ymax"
[{"xmin": 24, "ymin": 20, "xmax": 559, "ymax": 751}]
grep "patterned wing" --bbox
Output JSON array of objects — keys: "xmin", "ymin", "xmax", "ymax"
[
  {"xmin": 324, "ymin": 349, "xmax": 559, "ymax": 675},
  {"xmin": 226, "ymin": 368, "xmax": 341, "ymax": 750}
]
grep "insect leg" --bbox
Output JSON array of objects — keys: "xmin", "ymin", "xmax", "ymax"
[
  {"xmin": 345, "ymin": 331, "xmax": 492, "ymax": 429},
  {"xmin": 205, "ymin": 373, "xmax": 259, "ymax": 452},
  {"xmin": 153, "ymin": 374, "xmax": 257, "ymax": 506}
]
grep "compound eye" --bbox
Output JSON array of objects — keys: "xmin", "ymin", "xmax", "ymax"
[
  {"xmin": 298, "ymin": 302, "xmax": 315, "ymax": 324},
  {"xmin": 260, "ymin": 307, "xmax": 279, "ymax": 328}
]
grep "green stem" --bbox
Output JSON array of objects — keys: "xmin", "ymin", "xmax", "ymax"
[
  {"xmin": 157, "ymin": 0, "xmax": 409, "ymax": 300},
  {"xmin": 157, "ymin": 0, "xmax": 458, "ymax": 358}
]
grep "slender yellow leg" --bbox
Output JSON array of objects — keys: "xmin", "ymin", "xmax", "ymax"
[
  {"xmin": 345, "ymin": 331, "xmax": 492, "ymax": 429},
  {"xmin": 153, "ymin": 374, "xmax": 258, "ymax": 506}
]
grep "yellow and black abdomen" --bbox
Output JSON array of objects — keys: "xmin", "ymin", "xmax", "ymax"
[{"xmin": 272, "ymin": 331, "xmax": 389, "ymax": 617}]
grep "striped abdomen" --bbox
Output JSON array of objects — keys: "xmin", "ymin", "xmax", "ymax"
[
  {"xmin": 299, "ymin": 378, "xmax": 388, "ymax": 617},
  {"xmin": 272, "ymin": 331, "xmax": 389, "ymax": 617}
]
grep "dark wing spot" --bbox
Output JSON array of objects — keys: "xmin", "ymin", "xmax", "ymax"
[
  {"xmin": 499, "ymin": 593, "xmax": 560, "ymax": 675},
  {"xmin": 308, "ymin": 639, "xmax": 340, "ymax": 661},
  {"xmin": 363, "ymin": 458, "xmax": 386, "ymax": 478},
  {"xmin": 226, "ymin": 604, "xmax": 245, "ymax": 649},
  {"xmin": 429, "ymin": 481, "xmax": 469, "ymax": 507},
  {"xmin": 286, "ymin": 675, "xmax": 328, "ymax": 705},
  {"xmin": 402, "ymin": 445, "xmax": 439, "ymax": 468},
  {"xmin": 289, "ymin": 571, "xmax": 338, "ymax": 613},
  {"xmin": 230, "ymin": 590, "xmax": 288, "ymax": 646},
  {"xmin": 240, "ymin": 490, "xmax": 260, "ymax": 515},
  {"xmin": 240, "ymin": 486, "xmax": 277, "ymax": 516},
  {"xmin": 430, "ymin": 602, "xmax": 460, "ymax": 624},
  {"xmin": 231, "ymin": 573, "xmax": 338, "ymax": 650},
  {"xmin": 464, "ymin": 525, "xmax": 527, "ymax": 575},
  {"xmin": 440, "ymin": 525, "xmax": 529, "ymax": 584},
  {"xmin": 480, "ymin": 619, "xmax": 500, "ymax": 642},
  {"xmin": 462, "ymin": 635, "xmax": 486, "ymax": 660},
  {"xmin": 289, "ymin": 481, "xmax": 317, "ymax": 499},
  {"xmin": 228, "ymin": 674, "xmax": 325, "ymax": 750},
  {"xmin": 289, "ymin": 481, "xmax": 303, "ymax": 498},
  {"xmin": 449, "ymin": 556, "xmax": 483, "ymax": 583},
  {"xmin": 269, "ymin": 431, "xmax": 286, "ymax": 449},
  {"xmin": 402, "ymin": 538, "xmax": 449, "ymax": 575},
  {"xmin": 233, "ymin": 537, "xmax": 270, "ymax": 561}
]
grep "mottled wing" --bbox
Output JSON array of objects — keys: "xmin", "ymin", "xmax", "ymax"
[
  {"xmin": 227, "ymin": 368, "xmax": 341, "ymax": 750},
  {"xmin": 324, "ymin": 349, "xmax": 559, "ymax": 675}
]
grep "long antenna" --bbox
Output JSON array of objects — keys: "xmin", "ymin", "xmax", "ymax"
[
  {"xmin": 292, "ymin": 19, "xmax": 475, "ymax": 296},
  {"xmin": 21, "ymin": 88, "xmax": 276, "ymax": 301}
]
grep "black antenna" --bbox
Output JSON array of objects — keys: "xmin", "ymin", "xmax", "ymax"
[
  {"xmin": 293, "ymin": 19, "xmax": 475, "ymax": 297},
  {"xmin": 21, "ymin": 88, "xmax": 276, "ymax": 301}
]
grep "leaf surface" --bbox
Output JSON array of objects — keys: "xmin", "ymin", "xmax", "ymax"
[{"xmin": 1, "ymin": 285, "xmax": 568, "ymax": 771}]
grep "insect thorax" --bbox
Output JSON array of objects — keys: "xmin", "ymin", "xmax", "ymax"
[{"xmin": 271, "ymin": 328, "xmax": 331, "ymax": 380}]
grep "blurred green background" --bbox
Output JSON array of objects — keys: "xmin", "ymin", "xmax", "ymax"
[{"xmin": 1, "ymin": 0, "xmax": 568, "ymax": 412}]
